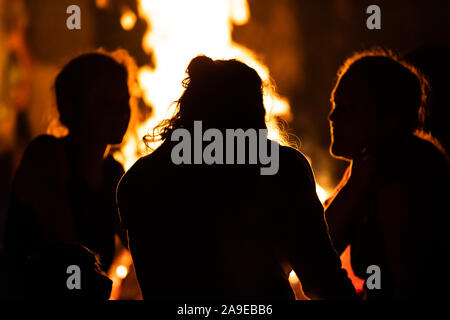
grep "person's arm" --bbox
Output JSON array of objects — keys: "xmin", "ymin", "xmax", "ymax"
[
  {"xmin": 325, "ymin": 155, "xmax": 377, "ymax": 255},
  {"xmin": 13, "ymin": 136, "xmax": 77, "ymax": 242},
  {"xmin": 323, "ymin": 164, "xmax": 354, "ymax": 254},
  {"xmin": 282, "ymin": 149, "xmax": 358, "ymax": 299}
]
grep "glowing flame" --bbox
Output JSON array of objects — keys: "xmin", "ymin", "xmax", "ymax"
[
  {"xmin": 316, "ymin": 184, "xmax": 331, "ymax": 204},
  {"xmin": 108, "ymin": 236, "xmax": 139, "ymax": 299},
  {"xmin": 288, "ymin": 270, "xmax": 309, "ymax": 300},
  {"xmin": 116, "ymin": 265, "xmax": 129, "ymax": 279},
  {"xmin": 115, "ymin": 0, "xmax": 292, "ymax": 170},
  {"xmin": 120, "ymin": 8, "xmax": 137, "ymax": 31},
  {"xmin": 95, "ymin": 0, "xmax": 109, "ymax": 9}
]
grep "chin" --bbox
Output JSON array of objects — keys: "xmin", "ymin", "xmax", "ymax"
[
  {"xmin": 108, "ymin": 136, "xmax": 125, "ymax": 145},
  {"xmin": 330, "ymin": 142, "xmax": 353, "ymax": 161}
]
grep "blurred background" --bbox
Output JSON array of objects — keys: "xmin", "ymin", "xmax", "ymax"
[{"xmin": 1, "ymin": 0, "xmax": 449, "ymax": 299}]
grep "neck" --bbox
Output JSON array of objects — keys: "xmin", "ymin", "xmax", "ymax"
[
  {"xmin": 65, "ymin": 134, "xmax": 109, "ymax": 164},
  {"xmin": 65, "ymin": 135, "xmax": 110, "ymax": 190},
  {"xmin": 354, "ymin": 133, "xmax": 414, "ymax": 163}
]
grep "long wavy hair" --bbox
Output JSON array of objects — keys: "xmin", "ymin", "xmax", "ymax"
[{"xmin": 145, "ymin": 55, "xmax": 271, "ymax": 146}]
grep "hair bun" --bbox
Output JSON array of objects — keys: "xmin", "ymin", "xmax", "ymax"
[{"xmin": 187, "ymin": 55, "xmax": 215, "ymax": 81}]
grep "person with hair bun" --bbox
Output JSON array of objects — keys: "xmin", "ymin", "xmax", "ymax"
[
  {"xmin": 5, "ymin": 52, "xmax": 131, "ymax": 298},
  {"xmin": 117, "ymin": 55, "xmax": 357, "ymax": 300},
  {"xmin": 325, "ymin": 49, "xmax": 450, "ymax": 299}
]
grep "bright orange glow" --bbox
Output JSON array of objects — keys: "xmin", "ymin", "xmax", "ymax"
[
  {"xmin": 230, "ymin": 0, "xmax": 250, "ymax": 25},
  {"xmin": 120, "ymin": 9, "xmax": 137, "ymax": 31},
  {"xmin": 316, "ymin": 184, "xmax": 331, "ymax": 204},
  {"xmin": 114, "ymin": 0, "xmax": 292, "ymax": 170},
  {"xmin": 116, "ymin": 265, "xmax": 129, "ymax": 279},
  {"xmin": 340, "ymin": 245, "xmax": 365, "ymax": 293},
  {"xmin": 288, "ymin": 270, "xmax": 309, "ymax": 300},
  {"xmin": 288, "ymin": 270, "xmax": 299, "ymax": 283},
  {"xmin": 108, "ymin": 235, "xmax": 137, "ymax": 300},
  {"xmin": 95, "ymin": 0, "xmax": 109, "ymax": 9}
]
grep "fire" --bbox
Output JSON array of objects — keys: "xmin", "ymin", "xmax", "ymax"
[
  {"xmin": 120, "ymin": 8, "xmax": 137, "ymax": 31},
  {"xmin": 289, "ymin": 270, "xmax": 309, "ymax": 300},
  {"xmin": 114, "ymin": 0, "xmax": 291, "ymax": 170},
  {"xmin": 95, "ymin": 0, "xmax": 109, "ymax": 9},
  {"xmin": 316, "ymin": 184, "xmax": 331, "ymax": 204},
  {"xmin": 115, "ymin": 265, "xmax": 129, "ymax": 279},
  {"xmin": 108, "ymin": 236, "xmax": 137, "ymax": 300}
]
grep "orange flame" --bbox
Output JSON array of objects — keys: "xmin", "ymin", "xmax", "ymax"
[{"xmin": 120, "ymin": 8, "xmax": 137, "ymax": 31}]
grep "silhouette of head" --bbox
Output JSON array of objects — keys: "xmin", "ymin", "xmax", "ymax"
[
  {"xmin": 405, "ymin": 45, "xmax": 450, "ymax": 153},
  {"xmin": 55, "ymin": 52, "xmax": 131, "ymax": 145},
  {"xmin": 152, "ymin": 55, "xmax": 266, "ymax": 142},
  {"xmin": 24, "ymin": 243, "xmax": 112, "ymax": 300},
  {"xmin": 329, "ymin": 49, "xmax": 426, "ymax": 160}
]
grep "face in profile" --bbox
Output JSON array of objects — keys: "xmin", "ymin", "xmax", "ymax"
[
  {"xmin": 83, "ymin": 73, "xmax": 131, "ymax": 145},
  {"xmin": 328, "ymin": 74, "xmax": 376, "ymax": 160}
]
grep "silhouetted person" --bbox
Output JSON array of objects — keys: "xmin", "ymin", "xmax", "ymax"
[
  {"xmin": 5, "ymin": 52, "xmax": 131, "ymax": 298},
  {"xmin": 405, "ymin": 44, "xmax": 450, "ymax": 156},
  {"xmin": 325, "ymin": 50, "xmax": 450, "ymax": 299},
  {"xmin": 117, "ymin": 55, "xmax": 357, "ymax": 299},
  {"xmin": 24, "ymin": 243, "xmax": 112, "ymax": 300}
]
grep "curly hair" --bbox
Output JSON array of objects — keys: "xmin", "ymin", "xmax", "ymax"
[{"xmin": 144, "ymin": 55, "xmax": 268, "ymax": 146}]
